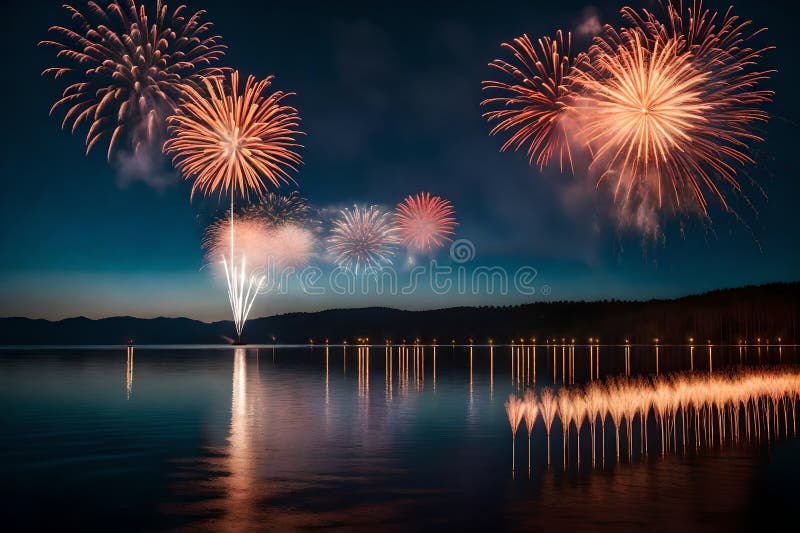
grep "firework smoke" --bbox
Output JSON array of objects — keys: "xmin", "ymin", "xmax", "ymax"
[
  {"xmin": 265, "ymin": 223, "xmax": 316, "ymax": 269},
  {"xmin": 202, "ymin": 213, "xmax": 271, "ymax": 268}
]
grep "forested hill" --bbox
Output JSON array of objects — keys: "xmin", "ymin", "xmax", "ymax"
[{"xmin": 1, "ymin": 282, "xmax": 797, "ymax": 345}]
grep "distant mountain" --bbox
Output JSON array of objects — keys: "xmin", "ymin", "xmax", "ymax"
[{"xmin": 1, "ymin": 282, "xmax": 798, "ymax": 345}]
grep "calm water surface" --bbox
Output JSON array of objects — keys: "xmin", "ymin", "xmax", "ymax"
[{"xmin": 1, "ymin": 344, "xmax": 798, "ymax": 531}]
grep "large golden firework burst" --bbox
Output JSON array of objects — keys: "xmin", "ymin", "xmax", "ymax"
[
  {"xmin": 164, "ymin": 70, "xmax": 303, "ymax": 200},
  {"xmin": 575, "ymin": 1, "xmax": 773, "ymax": 213},
  {"xmin": 576, "ymin": 30, "xmax": 714, "ymax": 208}
]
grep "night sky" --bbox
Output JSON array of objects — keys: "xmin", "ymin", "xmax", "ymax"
[{"xmin": 1, "ymin": 0, "xmax": 798, "ymax": 320}]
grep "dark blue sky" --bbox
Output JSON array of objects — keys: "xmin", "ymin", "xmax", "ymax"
[{"xmin": 1, "ymin": 0, "xmax": 798, "ymax": 320}]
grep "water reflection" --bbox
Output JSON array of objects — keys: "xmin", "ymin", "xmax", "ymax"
[
  {"xmin": 119, "ymin": 343, "xmax": 800, "ymax": 528},
  {"xmin": 506, "ymin": 368, "xmax": 800, "ymax": 475},
  {"xmin": 126, "ymin": 345, "xmax": 134, "ymax": 399},
  {"xmin": 7, "ymin": 344, "xmax": 800, "ymax": 531},
  {"xmin": 358, "ymin": 345, "xmax": 370, "ymax": 398}
]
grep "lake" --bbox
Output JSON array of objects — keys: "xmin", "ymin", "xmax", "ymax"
[{"xmin": 1, "ymin": 343, "xmax": 798, "ymax": 531}]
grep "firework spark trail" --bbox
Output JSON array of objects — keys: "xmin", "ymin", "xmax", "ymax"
[
  {"xmin": 203, "ymin": 214, "xmax": 272, "ymax": 338},
  {"xmin": 557, "ymin": 389, "xmax": 576, "ymax": 467},
  {"xmin": 573, "ymin": 1, "xmax": 773, "ymax": 215},
  {"xmin": 41, "ymin": 0, "xmax": 226, "ymax": 159},
  {"xmin": 482, "ymin": 31, "xmax": 587, "ymax": 173},
  {"xmin": 394, "ymin": 192, "xmax": 457, "ymax": 254},
  {"xmin": 167, "ymin": 70, "xmax": 303, "ymax": 340},
  {"xmin": 576, "ymin": 32, "xmax": 710, "ymax": 207},
  {"xmin": 327, "ymin": 205, "xmax": 399, "ymax": 273},
  {"xmin": 222, "ymin": 255, "xmax": 265, "ymax": 339}
]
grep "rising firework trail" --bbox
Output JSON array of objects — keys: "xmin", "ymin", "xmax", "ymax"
[
  {"xmin": 40, "ymin": 0, "xmax": 226, "ymax": 159},
  {"xmin": 165, "ymin": 70, "xmax": 303, "ymax": 341},
  {"xmin": 328, "ymin": 205, "xmax": 399, "ymax": 273},
  {"xmin": 574, "ymin": 2, "xmax": 773, "ymax": 215},
  {"xmin": 482, "ymin": 31, "xmax": 586, "ymax": 173},
  {"xmin": 203, "ymin": 214, "xmax": 272, "ymax": 338},
  {"xmin": 394, "ymin": 192, "xmax": 457, "ymax": 254}
]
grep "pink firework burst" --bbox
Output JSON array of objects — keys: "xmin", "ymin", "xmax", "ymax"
[{"xmin": 395, "ymin": 192, "xmax": 457, "ymax": 254}]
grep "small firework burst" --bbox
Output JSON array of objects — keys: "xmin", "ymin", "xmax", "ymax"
[
  {"xmin": 243, "ymin": 191, "xmax": 311, "ymax": 227},
  {"xmin": 394, "ymin": 192, "xmax": 457, "ymax": 254},
  {"xmin": 327, "ymin": 205, "xmax": 399, "ymax": 273}
]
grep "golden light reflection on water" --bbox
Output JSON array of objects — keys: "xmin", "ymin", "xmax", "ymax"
[
  {"xmin": 125, "ymin": 346, "xmax": 134, "ymax": 400},
  {"xmin": 152, "ymin": 342, "xmax": 800, "ymax": 529},
  {"xmin": 506, "ymin": 368, "xmax": 800, "ymax": 475},
  {"xmin": 220, "ymin": 348, "xmax": 258, "ymax": 523}
]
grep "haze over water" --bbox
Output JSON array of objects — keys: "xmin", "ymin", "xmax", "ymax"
[{"xmin": 1, "ymin": 343, "xmax": 797, "ymax": 531}]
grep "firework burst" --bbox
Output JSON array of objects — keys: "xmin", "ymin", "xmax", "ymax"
[
  {"xmin": 41, "ymin": 0, "xmax": 226, "ymax": 159},
  {"xmin": 394, "ymin": 192, "xmax": 457, "ymax": 254},
  {"xmin": 164, "ymin": 70, "xmax": 303, "ymax": 201},
  {"xmin": 574, "ymin": 2, "xmax": 773, "ymax": 214},
  {"xmin": 242, "ymin": 191, "xmax": 311, "ymax": 227},
  {"xmin": 576, "ymin": 31, "xmax": 711, "ymax": 207},
  {"xmin": 482, "ymin": 31, "xmax": 587, "ymax": 173},
  {"xmin": 327, "ymin": 205, "xmax": 399, "ymax": 273}
]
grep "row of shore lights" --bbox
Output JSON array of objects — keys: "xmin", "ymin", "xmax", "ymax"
[{"xmin": 307, "ymin": 337, "xmax": 785, "ymax": 346}]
